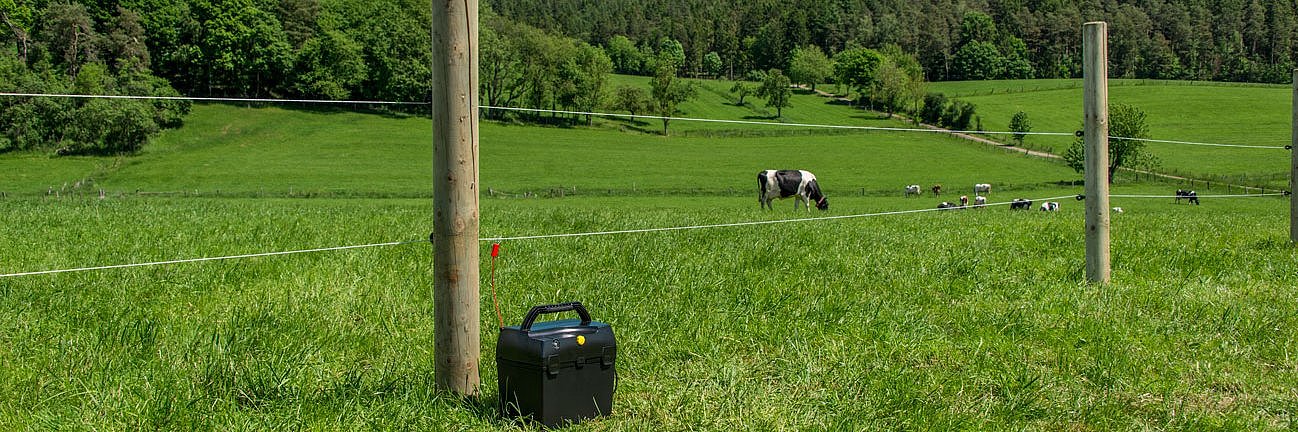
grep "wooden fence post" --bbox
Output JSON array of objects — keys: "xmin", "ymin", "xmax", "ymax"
[
  {"xmin": 1291, "ymin": 69, "xmax": 1297, "ymax": 244},
  {"xmin": 1084, "ymin": 22, "xmax": 1111, "ymax": 284},
  {"xmin": 432, "ymin": 0, "xmax": 481, "ymax": 397}
]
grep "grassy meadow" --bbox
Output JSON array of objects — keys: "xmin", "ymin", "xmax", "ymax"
[
  {"xmin": 2, "ymin": 77, "xmax": 1297, "ymax": 430},
  {"xmin": 927, "ymin": 79, "xmax": 1293, "ymax": 189}
]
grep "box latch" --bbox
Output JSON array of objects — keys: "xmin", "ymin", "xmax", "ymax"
[
  {"xmin": 545, "ymin": 355, "xmax": 559, "ymax": 376},
  {"xmin": 601, "ymin": 346, "xmax": 616, "ymax": 367}
]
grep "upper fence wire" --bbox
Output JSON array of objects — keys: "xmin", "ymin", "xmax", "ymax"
[{"xmin": 0, "ymin": 92, "xmax": 1290, "ymax": 150}]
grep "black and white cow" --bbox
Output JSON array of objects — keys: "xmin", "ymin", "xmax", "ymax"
[
  {"xmin": 974, "ymin": 183, "xmax": 992, "ymax": 195},
  {"xmin": 1009, "ymin": 198, "xmax": 1033, "ymax": 210},
  {"xmin": 758, "ymin": 170, "xmax": 829, "ymax": 211},
  {"xmin": 1175, "ymin": 189, "xmax": 1200, "ymax": 205},
  {"xmin": 905, "ymin": 184, "xmax": 922, "ymax": 197},
  {"xmin": 1039, "ymin": 201, "xmax": 1060, "ymax": 211},
  {"xmin": 973, "ymin": 195, "xmax": 987, "ymax": 208}
]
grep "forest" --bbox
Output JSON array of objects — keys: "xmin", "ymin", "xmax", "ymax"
[
  {"xmin": 0, "ymin": 0, "xmax": 431, "ymax": 153},
  {"xmin": 3, "ymin": 0, "xmax": 1297, "ymax": 154},
  {"xmin": 489, "ymin": 0, "xmax": 1298, "ymax": 84}
]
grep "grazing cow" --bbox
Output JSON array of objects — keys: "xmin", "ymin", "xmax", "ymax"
[
  {"xmin": 1010, "ymin": 198, "xmax": 1033, "ymax": 210},
  {"xmin": 1039, "ymin": 202, "xmax": 1060, "ymax": 211},
  {"xmin": 974, "ymin": 183, "xmax": 992, "ymax": 195},
  {"xmin": 905, "ymin": 184, "xmax": 922, "ymax": 197},
  {"xmin": 931, "ymin": 184, "xmax": 943, "ymax": 196},
  {"xmin": 1175, "ymin": 189, "xmax": 1200, "ymax": 205},
  {"xmin": 758, "ymin": 169, "xmax": 829, "ymax": 211},
  {"xmin": 973, "ymin": 195, "xmax": 987, "ymax": 208},
  {"xmin": 959, "ymin": 195, "xmax": 969, "ymax": 207}
]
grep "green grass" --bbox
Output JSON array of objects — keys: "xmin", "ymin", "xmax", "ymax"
[
  {"xmin": 604, "ymin": 74, "xmax": 904, "ymax": 136},
  {"xmin": 927, "ymin": 80, "xmax": 1292, "ymax": 189},
  {"xmin": 2, "ymin": 193, "xmax": 1295, "ymax": 429},
  {"xmin": 2, "ymin": 80, "xmax": 1297, "ymax": 429},
  {"xmin": 0, "ymin": 153, "xmax": 107, "ymax": 196},
  {"xmin": 0, "ymin": 103, "xmax": 1079, "ymax": 198}
]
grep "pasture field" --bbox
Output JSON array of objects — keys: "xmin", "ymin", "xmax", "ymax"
[
  {"xmin": 1, "ymin": 192, "xmax": 1295, "ymax": 430},
  {"xmin": 1, "ymin": 103, "xmax": 1080, "ymax": 199},
  {"xmin": 2, "ymin": 96, "xmax": 1296, "ymax": 429},
  {"xmin": 603, "ymin": 74, "xmax": 898, "ymax": 136},
  {"xmin": 926, "ymin": 80, "xmax": 1292, "ymax": 189}
]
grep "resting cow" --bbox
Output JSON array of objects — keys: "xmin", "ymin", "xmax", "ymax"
[
  {"xmin": 758, "ymin": 170, "xmax": 829, "ymax": 211},
  {"xmin": 974, "ymin": 183, "xmax": 991, "ymax": 195},
  {"xmin": 1010, "ymin": 198, "xmax": 1032, "ymax": 210},
  {"xmin": 905, "ymin": 184, "xmax": 921, "ymax": 197},
  {"xmin": 937, "ymin": 202, "xmax": 957, "ymax": 209},
  {"xmin": 1175, "ymin": 189, "xmax": 1200, "ymax": 205}
]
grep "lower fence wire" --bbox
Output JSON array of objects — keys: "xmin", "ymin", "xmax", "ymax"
[
  {"xmin": 1110, "ymin": 192, "xmax": 1289, "ymax": 199},
  {"xmin": 0, "ymin": 239, "xmax": 426, "ymax": 278},
  {"xmin": 479, "ymin": 195, "xmax": 1080, "ymax": 242},
  {"xmin": 3, "ymin": 192, "xmax": 1287, "ymax": 279}
]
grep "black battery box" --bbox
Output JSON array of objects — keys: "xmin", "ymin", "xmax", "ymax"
[{"xmin": 496, "ymin": 302, "xmax": 617, "ymax": 427}]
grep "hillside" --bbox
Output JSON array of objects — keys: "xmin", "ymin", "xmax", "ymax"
[
  {"xmin": 3, "ymin": 74, "xmax": 1297, "ymax": 430},
  {"xmin": 4, "ymin": 76, "xmax": 1288, "ymax": 197},
  {"xmin": 927, "ymin": 79, "xmax": 1292, "ymax": 188}
]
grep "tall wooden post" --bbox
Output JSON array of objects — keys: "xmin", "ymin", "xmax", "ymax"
[
  {"xmin": 432, "ymin": 0, "xmax": 480, "ymax": 396},
  {"xmin": 1291, "ymin": 70, "xmax": 1297, "ymax": 244},
  {"xmin": 1084, "ymin": 22, "xmax": 1111, "ymax": 284}
]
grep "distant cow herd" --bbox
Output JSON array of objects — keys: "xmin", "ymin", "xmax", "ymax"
[{"xmin": 758, "ymin": 169, "xmax": 1206, "ymax": 212}]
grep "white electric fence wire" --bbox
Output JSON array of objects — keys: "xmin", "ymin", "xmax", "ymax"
[
  {"xmin": 1108, "ymin": 136, "xmax": 1287, "ymax": 149},
  {"xmin": 0, "ymin": 93, "xmax": 1286, "ymax": 149},
  {"xmin": 1, "ymin": 195, "xmax": 1081, "ymax": 278},
  {"xmin": 1110, "ymin": 192, "xmax": 1289, "ymax": 198},
  {"xmin": 0, "ymin": 239, "xmax": 425, "ymax": 278},
  {"xmin": 479, "ymin": 195, "xmax": 1081, "ymax": 242},
  {"xmin": 0, "ymin": 92, "xmax": 428, "ymax": 106}
]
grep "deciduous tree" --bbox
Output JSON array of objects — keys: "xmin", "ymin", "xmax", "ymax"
[
  {"xmin": 1009, "ymin": 111, "xmax": 1030, "ymax": 145},
  {"xmin": 1063, "ymin": 104, "xmax": 1158, "ymax": 182},
  {"xmin": 788, "ymin": 44, "xmax": 831, "ymax": 91},
  {"xmin": 756, "ymin": 68, "xmax": 791, "ymax": 117},
  {"xmin": 649, "ymin": 63, "xmax": 695, "ymax": 135},
  {"xmin": 612, "ymin": 85, "xmax": 648, "ymax": 121},
  {"xmin": 833, "ymin": 47, "xmax": 883, "ymax": 107}
]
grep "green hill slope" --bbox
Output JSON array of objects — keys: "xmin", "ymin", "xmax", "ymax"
[{"xmin": 930, "ymin": 80, "xmax": 1291, "ymax": 188}]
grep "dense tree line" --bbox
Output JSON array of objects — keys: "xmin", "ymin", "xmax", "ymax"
[
  {"xmin": 1, "ymin": 0, "xmax": 437, "ymax": 153},
  {"xmin": 488, "ymin": 0, "xmax": 1298, "ymax": 84},
  {"xmin": 0, "ymin": 0, "xmax": 433, "ymax": 100},
  {"xmin": 0, "ymin": 2, "xmax": 188, "ymax": 154}
]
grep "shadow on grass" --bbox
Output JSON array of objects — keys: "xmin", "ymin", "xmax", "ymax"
[
  {"xmin": 850, "ymin": 113, "xmax": 893, "ymax": 121},
  {"xmin": 742, "ymin": 115, "xmax": 780, "ymax": 121},
  {"xmin": 196, "ymin": 101, "xmax": 428, "ymax": 120}
]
